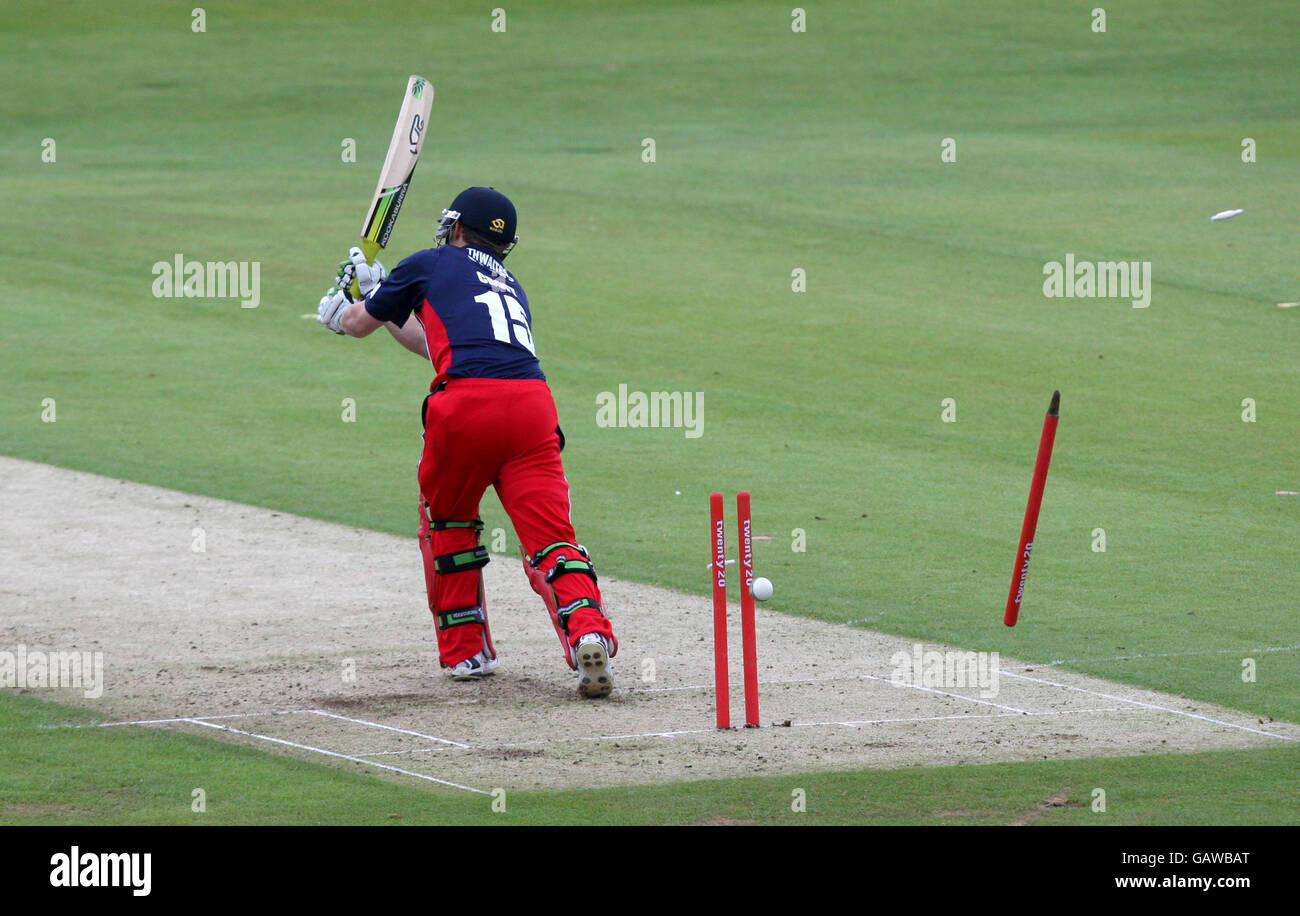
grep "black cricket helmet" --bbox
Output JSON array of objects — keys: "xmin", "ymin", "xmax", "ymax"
[{"xmin": 435, "ymin": 186, "xmax": 518, "ymax": 257}]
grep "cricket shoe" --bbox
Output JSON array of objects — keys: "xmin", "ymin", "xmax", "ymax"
[
  {"xmin": 449, "ymin": 652, "xmax": 499, "ymax": 681},
  {"xmin": 574, "ymin": 633, "xmax": 614, "ymax": 699}
]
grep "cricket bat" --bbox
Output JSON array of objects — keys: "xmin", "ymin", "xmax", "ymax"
[{"xmin": 350, "ymin": 75, "xmax": 434, "ymax": 298}]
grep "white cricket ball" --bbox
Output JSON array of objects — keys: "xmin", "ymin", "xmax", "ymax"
[{"xmin": 751, "ymin": 577, "xmax": 773, "ymax": 601}]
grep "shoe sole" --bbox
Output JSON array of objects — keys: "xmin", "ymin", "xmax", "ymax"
[{"xmin": 576, "ymin": 641, "xmax": 613, "ymax": 698}]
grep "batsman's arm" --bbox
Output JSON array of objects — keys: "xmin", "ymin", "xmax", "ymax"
[
  {"xmin": 383, "ymin": 317, "xmax": 431, "ymax": 361},
  {"xmin": 339, "ymin": 300, "xmax": 382, "ymax": 337},
  {"xmin": 338, "ymin": 299, "xmax": 429, "ymax": 361}
]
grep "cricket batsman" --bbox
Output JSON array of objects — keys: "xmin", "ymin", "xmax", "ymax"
[{"xmin": 316, "ymin": 187, "xmax": 618, "ymax": 698}]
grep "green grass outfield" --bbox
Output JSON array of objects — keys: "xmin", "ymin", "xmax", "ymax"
[
  {"xmin": 1, "ymin": 0, "xmax": 1297, "ymax": 823},
  {"xmin": 3, "ymin": 694, "xmax": 1297, "ymax": 826}
]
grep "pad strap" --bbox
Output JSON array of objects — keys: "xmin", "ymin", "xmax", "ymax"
[
  {"xmin": 435, "ymin": 546, "xmax": 490, "ymax": 574},
  {"xmin": 532, "ymin": 541, "xmax": 597, "ymax": 584},
  {"xmin": 418, "ymin": 499, "xmax": 484, "ymax": 535},
  {"xmin": 556, "ymin": 597, "xmax": 602, "ymax": 634},
  {"xmin": 531, "ymin": 541, "xmax": 583, "ymax": 565},
  {"xmin": 437, "ymin": 605, "xmax": 487, "ymax": 631},
  {"xmin": 546, "ymin": 554, "xmax": 597, "ymax": 584},
  {"xmin": 430, "ymin": 518, "xmax": 485, "ymax": 532}
]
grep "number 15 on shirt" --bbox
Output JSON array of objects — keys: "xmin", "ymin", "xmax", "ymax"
[{"xmin": 474, "ymin": 290, "xmax": 535, "ymax": 355}]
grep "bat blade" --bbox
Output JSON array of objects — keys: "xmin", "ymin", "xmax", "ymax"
[{"xmin": 351, "ymin": 75, "xmax": 434, "ymax": 297}]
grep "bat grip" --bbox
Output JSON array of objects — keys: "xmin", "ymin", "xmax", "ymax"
[{"xmin": 350, "ymin": 239, "xmax": 382, "ymax": 300}]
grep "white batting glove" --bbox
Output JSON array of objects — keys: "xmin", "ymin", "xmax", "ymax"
[
  {"xmin": 317, "ymin": 287, "xmax": 349, "ymax": 334},
  {"xmin": 347, "ymin": 247, "xmax": 386, "ymax": 299}
]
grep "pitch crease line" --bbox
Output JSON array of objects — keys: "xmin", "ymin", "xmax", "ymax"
[
  {"xmin": 998, "ymin": 671, "xmax": 1299, "ymax": 742},
  {"xmin": 86, "ymin": 710, "xmax": 306, "ymax": 728},
  {"xmin": 859, "ymin": 673, "xmax": 1030, "ymax": 714},
  {"xmin": 180, "ymin": 718, "xmax": 490, "ymax": 794},
  {"xmin": 305, "ymin": 709, "xmax": 469, "ymax": 748},
  {"xmin": 638, "ymin": 671, "xmax": 1015, "ymax": 695},
  {"xmin": 355, "ymin": 707, "xmax": 1137, "ymax": 757}
]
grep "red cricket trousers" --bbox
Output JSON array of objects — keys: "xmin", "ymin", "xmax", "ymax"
[{"xmin": 417, "ymin": 377, "xmax": 613, "ymax": 667}]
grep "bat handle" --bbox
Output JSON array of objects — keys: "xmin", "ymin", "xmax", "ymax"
[
  {"xmin": 349, "ymin": 239, "xmax": 382, "ymax": 300},
  {"xmin": 350, "ymin": 239, "xmax": 382, "ymax": 300}
]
